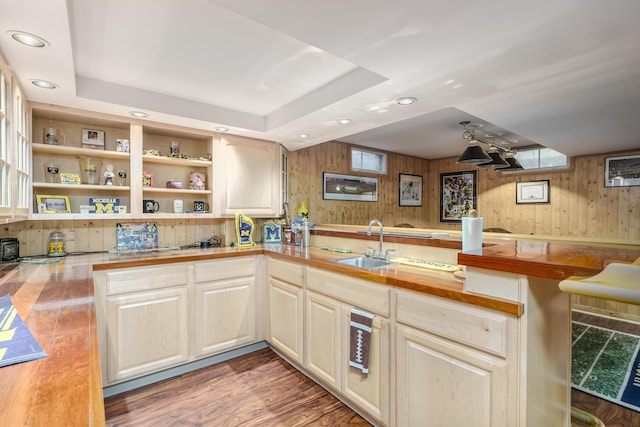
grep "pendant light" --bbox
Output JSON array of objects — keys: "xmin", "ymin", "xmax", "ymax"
[
  {"xmin": 477, "ymin": 145, "xmax": 509, "ymax": 168},
  {"xmin": 495, "ymin": 151, "xmax": 524, "ymax": 171},
  {"xmin": 456, "ymin": 122, "xmax": 491, "ymax": 164}
]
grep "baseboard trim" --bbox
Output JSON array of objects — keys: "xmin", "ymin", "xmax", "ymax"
[{"xmin": 103, "ymin": 341, "xmax": 268, "ymax": 398}]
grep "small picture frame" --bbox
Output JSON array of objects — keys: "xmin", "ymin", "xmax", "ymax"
[
  {"xmin": 82, "ymin": 129, "xmax": 105, "ymax": 150},
  {"xmin": 516, "ymin": 180, "xmax": 550, "ymax": 204},
  {"xmin": 35, "ymin": 195, "xmax": 71, "ymax": 213},
  {"xmin": 399, "ymin": 173, "xmax": 422, "ymax": 206},
  {"xmin": 604, "ymin": 154, "xmax": 640, "ymax": 187}
]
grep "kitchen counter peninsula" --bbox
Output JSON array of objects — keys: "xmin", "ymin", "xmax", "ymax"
[{"xmin": 0, "ymin": 235, "xmax": 637, "ymax": 426}]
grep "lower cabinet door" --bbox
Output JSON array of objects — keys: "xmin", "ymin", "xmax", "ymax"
[
  {"xmin": 268, "ymin": 277, "xmax": 304, "ymax": 364},
  {"xmin": 341, "ymin": 306, "xmax": 390, "ymax": 425},
  {"xmin": 396, "ymin": 324, "xmax": 508, "ymax": 427},
  {"xmin": 106, "ymin": 286, "xmax": 189, "ymax": 383},
  {"xmin": 305, "ymin": 291, "xmax": 341, "ymax": 390},
  {"xmin": 194, "ymin": 276, "xmax": 256, "ymax": 357}
]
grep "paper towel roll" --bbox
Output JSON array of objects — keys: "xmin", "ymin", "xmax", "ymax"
[{"xmin": 462, "ymin": 216, "xmax": 483, "ymax": 252}]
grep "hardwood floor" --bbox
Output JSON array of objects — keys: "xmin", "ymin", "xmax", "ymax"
[
  {"xmin": 104, "ymin": 348, "xmax": 371, "ymax": 426},
  {"xmin": 104, "ymin": 347, "xmax": 639, "ymax": 426}
]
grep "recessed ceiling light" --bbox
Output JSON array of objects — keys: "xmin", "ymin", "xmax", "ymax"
[
  {"xmin": 337, "ymin": 119, "xmax": 352, "ymax": 125},
  {"xmin": 9, "ymin": 31, "xmax": 48, "ymax": 48},
  {"xmin": 215, "ymin": 127, "xmax": 229, "ymax": 133},
  {"xmin": 129, "ymin": 111, "xmax": 148, "ymax": 118},
  {"xmin": 396, "ymin": 97, "xmax": 417, "ymax": 105},
  {"xmin": 31, "ymin": 80, "xmax": 57, "ymax": 89},
  {"xmin": 298, "ymin": 133, "xmax": 310, "ymax": 139}
]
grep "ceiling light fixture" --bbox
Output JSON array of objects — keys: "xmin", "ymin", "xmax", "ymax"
[
  {"xmin": 31, "ymin": 79, "xmax": 57, "ymax": 89},
  {"xmin": 215, "ymin": 127, "xmax": 229, "ymax": 133},
  {"xmin": 129, "ymin": 111, "xmax": 148, "ymax": 118},
  {"xmin": 9, "ymin": 31, "xmax": 48, "ymax": 48},
  {"xmin": 456, "ymin": 121, "xmax": 522, "ymax": 170},
  {"xmin": 298, "ymin": 133, "xmax": 310, "ymax": 139},
  {"xmin": 337, "ymin": 119, "xmax": 352, "ymax": 125},
  {"xmin": 395, "ymin": 97, "xmax": 417, "ymax": 105}
]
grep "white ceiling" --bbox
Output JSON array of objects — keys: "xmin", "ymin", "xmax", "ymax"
[{"xmin": 1, "ymin": 0, "xmax": 639, "ymax": 159}]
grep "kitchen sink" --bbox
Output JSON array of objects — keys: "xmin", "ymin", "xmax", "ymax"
[{"xmin": 334, "ymin": 256, "xmax": 394, "ymax": 270}]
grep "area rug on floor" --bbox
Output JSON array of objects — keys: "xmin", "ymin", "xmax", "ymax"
[{"xmin": 572, "ymin": 312, "xmax": 640, "ymax": 413}]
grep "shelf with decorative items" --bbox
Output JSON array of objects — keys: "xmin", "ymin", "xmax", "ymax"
[
  {"xmin": 138, "ymin": 124, "xmax": 214, "ymax": 216},
  {"xmin": 31, "ymin": 103, "xmax": 215, "ymax": 219}
]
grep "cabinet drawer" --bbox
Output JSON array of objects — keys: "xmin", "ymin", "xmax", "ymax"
[
  {"xmin": 268, "ymin": 257, "xmax": 304, "ymax": 287},
  {"xmin": 306, "ymin": 267, "xmax": 389, "ymax": 317},
  {"xmin": 396, "ymin": 289, "xmax": 509, "ymax": 357},
  {"xmin": 194, "ymin": 256, "xmax": 255, "ymax": 283},
  {"xmin": 107, "ymin": 264, "xmax": 188, "ymax": 295}
]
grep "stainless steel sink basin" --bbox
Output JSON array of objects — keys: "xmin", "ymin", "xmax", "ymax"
[{"xmin": 334, "ymin": 256, "xmax": 393, "ymax": 270}]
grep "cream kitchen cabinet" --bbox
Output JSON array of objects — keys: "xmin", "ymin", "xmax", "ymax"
[
  {"xmin": 100, "ymin": 264, "xmax": 190, "ymax": 384},
  {"xmin": 395, "ymin": 288, "xmax": 517, "ymax": 427},
  {"xmin": 213, "ymin": 134, "xmax": 281, "ymax": 217},
  {"xmin": 305, "ymin": 266, "xmax": 390, "ymax": 426},
  {"xmin": 266, "ymin": 256, "xmax": 304, "ymax": 365},
  {"xmin": 193, "ymin": 258, "xmax": 258, "ymax": 357},
  {"xmin": 94, "ymin": 255, "xmax": 260, "ymax": 386},
  {"xmin": 0, "ymin": 57, "xmax": 30, "ymax": 222}
]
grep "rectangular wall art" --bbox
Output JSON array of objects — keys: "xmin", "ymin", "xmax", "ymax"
[
  {"xmin": 440, "ymin": 170, "xmax": 477, "ymax": 222},
  {"xmin": 323, "ymin": 172, "xmax": 378, "ymax": 201}
]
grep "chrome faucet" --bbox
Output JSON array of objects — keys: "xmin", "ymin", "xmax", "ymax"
[{"xmin": 367, "ymin": 219, "xmax": 384, "ymax": 259}]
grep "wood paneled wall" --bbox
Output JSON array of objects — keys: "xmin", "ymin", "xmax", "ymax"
[
  {"xmin": 289, "ymin": 141, "xmax": 640, "ymax": 241},
  {"xmin": 288, "ymin": 141, "xmax": 430, "ymax": 227}
]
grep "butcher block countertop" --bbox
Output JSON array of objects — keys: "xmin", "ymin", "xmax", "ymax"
[{"xmin": 1, "ymin": 236, "xmax": 638, "ymax": 426}]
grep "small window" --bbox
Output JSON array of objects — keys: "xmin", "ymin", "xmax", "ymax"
[
  {"xmin": 513, "ymin": 147, "xmax": 569, "ymax": 171},
  {"xmin": 351, "ymin": 148, "xmax": 387, "ymax": 174}
]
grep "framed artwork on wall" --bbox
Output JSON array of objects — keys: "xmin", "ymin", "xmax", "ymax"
[
  {"xmin": 604, "ymin": 154, "xmax": 640, "ymax": 187},
  {"xmin": 322, "ymin": 172, "xmax": 378, "ymax": 201},
  {"xmin": 399, "ymin": 173, "xmax": 422, "ymax": 206},
  {"xmin": 439, "ymin": 170, "xmax": 477, "ymax": 222},
  {"xmin": 516, "ymin": 180, "xmax": 550, "ymax": 204}
]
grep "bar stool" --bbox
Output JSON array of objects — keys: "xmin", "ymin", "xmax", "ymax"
[{"xmin": 560, "ymin": 257, "xmax": 640, "ymax": 427}]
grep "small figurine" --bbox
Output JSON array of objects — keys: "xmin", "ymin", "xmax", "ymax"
[{"xmin": 104, "ymin": 163, "xmax": 115, "ymax": 186}]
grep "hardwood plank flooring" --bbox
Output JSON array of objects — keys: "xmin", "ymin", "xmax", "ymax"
[
  {"xmin": 104, "ymin": 348, "xmax": 371, "ymax": 426},
  {"xmin": 104, "ymin": 346, "xmax": 639, "ymax": 426}
]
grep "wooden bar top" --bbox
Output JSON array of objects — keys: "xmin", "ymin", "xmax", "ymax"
[
  {"xmin": 458, "ymin": 240, "xmax": 640, "ymax": 280},
  {"xmin": 0, "ymin": 236, "xmax": 635, "ymax": 425}
]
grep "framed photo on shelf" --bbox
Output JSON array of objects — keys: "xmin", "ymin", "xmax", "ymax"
[
  {"xmin": 322, "ymin": 172, "xmax": 378, "ymax": 201},
  {"xmin": 82, "ymin": 128, "xmax": 105, "ymax": 150},
  {"xmin": 439, "ymin": 170, "xmax": 477, "ymax": 222},
  {"xmin": 399, "ymin": 173, "xmax": 422, "ymax": 206},
  {"xmin": 516, "ymin": 180, "xmax": 550, "ymax": 204},
  {"xmin": 35, "ymin": 195, "xmax": 71, "ymax": 213},
  {"xmin": 604, "ymin": 154, "xmax": 640, "ymax": 187}
]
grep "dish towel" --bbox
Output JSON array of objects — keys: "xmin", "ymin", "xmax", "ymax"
[{"xmin": 349, "ymin": 307, "xmax": 374, "ymax": 376}]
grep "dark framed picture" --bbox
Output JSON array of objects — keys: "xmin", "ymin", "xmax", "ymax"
[
  {"xmin": 35, "ymin": 194, "xmax": 71, "ymax": 213},
  {"xmin": 82, "ymin": 128, "xmax": 105, "ymax": 150},
  {"xmin": 440, "ymin": 170, "xmax": 477, "ymax": 222},
  {"xmin": 323, "ymin": 172, "xmax": 378, "ymax": 201},
  {"xmin": 604, "ymin": 154, "xmax": 640, "ymax": 187},
  {"xmin": 399, "ymin": 173, "xmax": 422, "ymax": 206},
  {"xmin": 516, "ymin": 180, "xmax": 550, "ymax": 204}
]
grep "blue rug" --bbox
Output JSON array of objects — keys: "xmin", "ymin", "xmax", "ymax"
[
  {"xmin": 572, "ymin": 319, "xmax": 640, "ymax": 412},
  {"xmin": 0, "ymin": 294, "xmax": 47, "ymax": 368}
]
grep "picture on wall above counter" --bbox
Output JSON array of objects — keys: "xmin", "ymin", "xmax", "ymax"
[
  {"xmin": 605, "ymin": 154, "xmax": 640, "ymax": 187},
  {"xmin": 399, "ymin": 173, "xmax": 422, "ymax": 206},
  {"xmin": 323, "ymin": 172, "xmax": 378, "ymax": 201},
  {"xmin": 440, "ymin": 170, "xmax": 477, "ymax": 222},
  {"xmin": 516, "ymin": 180, "xmax": 550, "ymax": 204}
]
